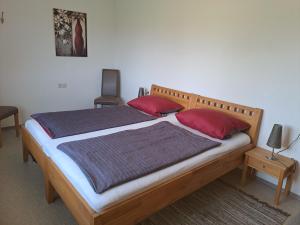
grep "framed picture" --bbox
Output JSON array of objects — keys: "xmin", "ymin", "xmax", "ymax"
[{"xmin": 53, "ymin": 8, "xmax": 87, "ymax": 57}]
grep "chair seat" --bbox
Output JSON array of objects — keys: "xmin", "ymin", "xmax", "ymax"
[
  {"xmin": 0, "ymin": 106, "xmax": 18, "ymax": 120},
  {"xmin": 94, "ymin": 96, "xmax": 122, "ymax": 106}
]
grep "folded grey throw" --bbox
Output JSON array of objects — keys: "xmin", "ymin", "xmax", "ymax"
[
  {"xmin": 58, "ymin": 121, "xmax": 221, "ymax": 193},
  {"xmin": 32, "ymin": 106, "xmax": 155, "ymax": 138}
]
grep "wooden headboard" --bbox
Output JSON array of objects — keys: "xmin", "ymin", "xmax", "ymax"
[
  {"xmin": 151, "ymin": 84, "xmax": 194, "ymax": 110},
  {"xmin": 150, "ymin": 84, "xmax": 263, "ymax": 145}
]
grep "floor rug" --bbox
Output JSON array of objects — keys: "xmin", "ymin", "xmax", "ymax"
[{"xmin": 140, "ymin": 180, "xmax": 289, "ymax": 225}]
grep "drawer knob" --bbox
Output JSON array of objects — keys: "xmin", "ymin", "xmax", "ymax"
[{"xmin": 263, "ymin": 165, "xmax": 266, "ymax": 168}]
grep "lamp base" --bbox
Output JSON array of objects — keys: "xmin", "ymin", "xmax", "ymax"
[
  {"xmin": 266, "ymin": 148, "xmax": 278, "ymax": 161},
  {"xmin": 266, "ymin": 155, "xmax": 278, "ymax": 161}
]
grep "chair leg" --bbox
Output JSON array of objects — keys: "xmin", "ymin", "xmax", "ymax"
[
  {"xmin": 0, "ymin": 121, "xmax": 2, "ymax": 148},
  {"xmin": 14, "ymin": 112, "xmax": 20, "ymax": 137}
]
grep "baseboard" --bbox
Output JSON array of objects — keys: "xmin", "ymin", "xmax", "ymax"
[
  {"xmin": 1, "ymin": 125, "xmax": 22, "ymax": 130},
  {"xmin": 256, "ymin": 176, "xmax": 300, "ymax": 201}
]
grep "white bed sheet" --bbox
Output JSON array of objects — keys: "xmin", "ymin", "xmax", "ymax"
[{"xmin": 25, "ymin": 114, "xmax": 250, "ymax": 213}]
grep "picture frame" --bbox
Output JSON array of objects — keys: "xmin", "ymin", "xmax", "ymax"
[{"xmin": 53, "ymin": 8, "xmax": 87, "ymax": 57}]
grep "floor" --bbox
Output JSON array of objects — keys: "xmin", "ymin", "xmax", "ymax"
[{"xmin": 0, "ymin": 128, "xmax": 300, "ymax": 225}]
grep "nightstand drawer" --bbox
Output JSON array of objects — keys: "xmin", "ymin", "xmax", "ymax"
[{"xmin": 248, "ymin": 157, "xmax": 280, "ymax": 177}]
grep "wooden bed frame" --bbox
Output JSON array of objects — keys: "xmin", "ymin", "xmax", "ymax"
[{"xmin": 22, "ymin": 84, "xmax": 263, "ymax": 225}]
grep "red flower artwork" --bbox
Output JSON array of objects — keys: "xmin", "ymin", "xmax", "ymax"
[{"xmin": 53, "ymin": 8, "xmax": 87, "ymax": 57}]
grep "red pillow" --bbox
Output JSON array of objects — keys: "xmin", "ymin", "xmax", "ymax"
[
  {"xmin": 176, "ymin": 109, "xmax": 250, "ymax": 139},
  {"xmin": 128, "ymin": 95, "xmax": 183, "ymax": 117}
]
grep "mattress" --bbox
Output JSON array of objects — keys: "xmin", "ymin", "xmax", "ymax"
[{"xmin": 25, "ymin": 114, "xmax": 250, "ymax": 213}]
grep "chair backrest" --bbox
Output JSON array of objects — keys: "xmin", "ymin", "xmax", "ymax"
[{"xmin": 101, "ymin": 69, "xmax": 120, "ymax": 97}]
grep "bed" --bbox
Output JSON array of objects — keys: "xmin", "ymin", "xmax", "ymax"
[{"xmin": 22, "ymin": 84, "xmax": 263, "ymax": 225}]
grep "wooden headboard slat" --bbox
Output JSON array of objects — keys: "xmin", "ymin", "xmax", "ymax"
[
  {"xmin": 150, "ymin": 85, "xmax": 194, "ymax": 110},
  {"xmin": 150, "ymin": 84, "xmax": 263, "ymax": 145}
]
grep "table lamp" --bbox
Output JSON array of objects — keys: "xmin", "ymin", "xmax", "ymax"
[
  {"xmin": 138, "ymin": 87, "xmax": 145, "ymax": 97},
  {"xmin": 266, "ymin": 124, "xmax": 282, "ymax": 160}
]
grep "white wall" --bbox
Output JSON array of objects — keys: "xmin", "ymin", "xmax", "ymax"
[
  {"xmin": 0, "ymin": 0, "xmax": 115, "ymax": 125},
  {"xmin": 114, "ymin": 0, "xmax": 300, "ymax": 194}
]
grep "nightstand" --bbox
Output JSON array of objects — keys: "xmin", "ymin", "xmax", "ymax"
[{"xmin": 241, "ymin": 147, "xmax": 297, "ymax": 205}]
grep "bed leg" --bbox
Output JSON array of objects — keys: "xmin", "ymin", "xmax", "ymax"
[
  {"xmin": 22, "ymin": 140, "xmax": 29, "ymax": 162},
  {"xmin": 45, "ymin": 177, "xmax": 57, "ymax": 204}
]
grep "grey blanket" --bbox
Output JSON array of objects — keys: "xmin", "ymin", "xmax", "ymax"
[
  {"xmin": 57, "ymin": 121, "xmax": 221, "ymax": 193},
  {"xmin": 31, "ymin": 106, "xmax": 155, "ymax": 139}
]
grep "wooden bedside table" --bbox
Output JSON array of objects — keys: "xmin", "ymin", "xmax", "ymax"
[{"xmin": 241, "ymin": 147, "xmax": 297, "ymax": 206}]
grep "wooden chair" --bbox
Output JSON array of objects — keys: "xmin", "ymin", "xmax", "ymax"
[
  {"xmin": 94, "ymin": 69, "xmax": 122, "ymax": 108},
  {"xmin": 0, "ymin": 106, "xmax": 20, "ymax": 147}
]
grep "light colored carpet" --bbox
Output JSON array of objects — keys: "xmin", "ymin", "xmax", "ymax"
[
  {"xmin": 0, "ymin": 128, "xmax": 76, "ymax": 225},
  {"xmin": 0, "ymin": 128, "xmax": 294, "ymax": 225}
]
